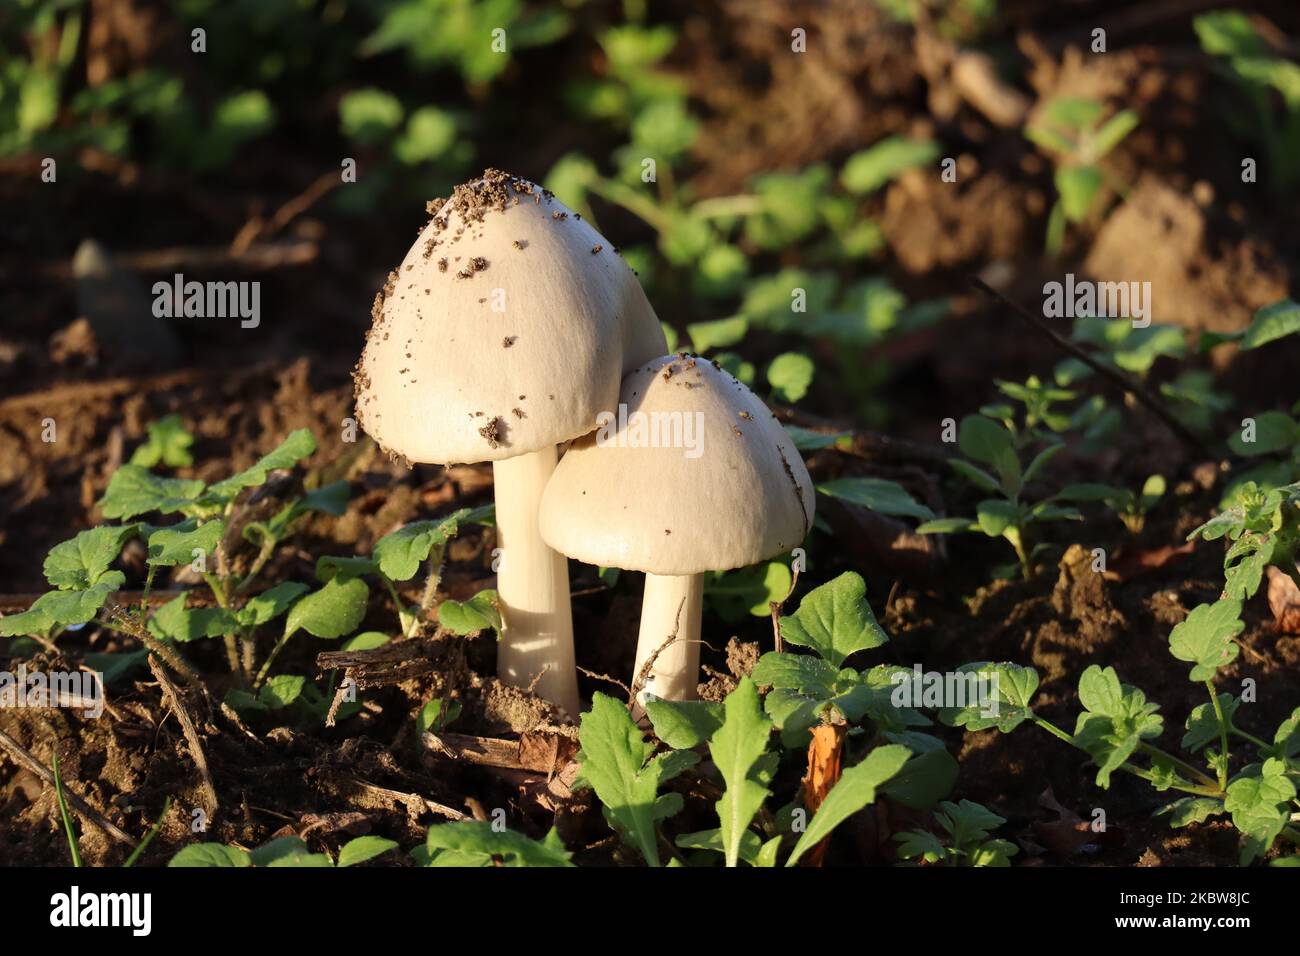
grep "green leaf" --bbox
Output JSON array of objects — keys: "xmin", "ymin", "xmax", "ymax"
[
  {"xmin": 1228, "ymin": 411, "xmax": 1298, "ymax": 457},
  {"xmin": 784, "ymin": 424, "xmax": 851, "ymax": 452},
  {"xmin": 44, "ymin": 525, "xmax": 139, "ymax": 589},
  {"xmin": 416, "ymin": 697, "xmax": 462, "ymax": 736},
  {"xmin": 708, "ymin": 678, "xmax": 775, "ymax": 867},
  {"xmin": 674, "ymin": 828, "xmax": 763, "ymax": 865},
  {"xmin": 1224, "ymin": 759, "xmax": 1297, "ymax": 864},
  {"xmin": 916, "ymin": 516, "xmax": 977, "ymax": 535},
  {"xmin": 975, "ymin": 499, "xmax": 1017, "ymax": 538},
  {"xmin": 373, "ymin": 510, "xmax": 468, "ymax": 581},
  {"xmin": 841, "ymin": 136, "xmax": 938, "ymax": 194},
  {"xmin": 1162, "ymin": 797, "xmax": 1225, "ymax": 828},
  {"xmin": 750, "ymin": 652, "xmax": 839, "ymax": 694},
  {"xmin": 284, "ymin": 575, "xmax": 369, "ymax": 640},
  {"xmin": 437, "ymin": 589, "xmax": 502, "ymax": 637},
  {"xmin": 249, "ymin": 836, "xmax": 331, "ymax": 867},
  {"xmin": 705, "ymin": 561, "xmax": 791, "ymax": 621},
  {"xmin": 168, "ymin": 844, "xmax": 251, "ymax": 867},
  {"xmin": 337, "ymin": 836, "xmax": 398, "ymax": 868},
  {"xmin": 645, "ymin": 699, "xmax": 724, "ymax": 749},
  {"xmin": 1055, "ymin": 165, "xmax": 1103, "ymax": 222},
  {"xmin": 259, "ymin": 674, "xmax": 305, "ymax": 709},
  {"xmin": 879, "ymin": 744, "xmax": 959, "ymax": 810},
  {"xmin": 394, "ymin": 106, "xmax": 456, "ymax": 164},
  {"xmin": 130, "ymin": 414, "xmax": 194, "ymax": 468},
  {"xmin": 236, "ymin": 582, "xmax": 310, "ymax": 628},
  {"xmin": 424, "ymin": 822, "xmax": 574, "ymax": 867},
  {"xmin": 958, "ymin": 415, "xmax": 1020, "ymax": 494},
  {"xmin": 1183, "ymin": 694, "xmax": 1241, "ymax": 752},
  {"xmin": 205, "ymin": 429, "xmax": 316, "ymax": 502},
  {"xmin": 766, "ymin": 352, "xmax": 815, "ymax": 403},
  {"xmin": 686, "ymin": 316, "xmax": 748, "ymax": 353},
  {"xmin": 1169, "ymin": 600, "xmax": 1243, "ymax": 681},
  {"xmin": 779, "ymin": 572, "xmax": 889, "ymax": 667},
  {"xmin": 786, "ymin": 744, "xmax": 911, "ymax": 866},
  {"xmin": 98, "ymin": 466, "xmax": 206, "ymax": 519},
  {"xmin": 340, "ymin": 631, "xmax": 391, "ymax": 652},
  {"xmin": 1, "ymin": 580, "xmax": 127, "ymax": 635},
  {"xmin": 148, "ymin": 594, "xmax": 239, "ymax": 642},
  {"xmin": 574, "ymin": 693, "xmax": 699, "ymax": 866},
  {"xmin": 339, "ymin": 88, "xmax": 404, "ymax": 144},
  {"xmin": 816, "ymin": 478, "xmax": 934, "ymax": 520},
  {"xmin": 1090, "ymin": 110, "xmax": 1138, "ymax": 158},
  {"xmin": 1240, "ymin": 299, "xmax": 1300, "ymax": 350},
  {"xmin": 1073, "ymin": 665, "xmax": 1164, "ymax": 788},
  {"xmin": 146, "ymin": 519, "xmax": 225, "ymax": 567},
  {"xmin": 938, "ymin": 662, "xmax": 1040, "ymax": 732}
]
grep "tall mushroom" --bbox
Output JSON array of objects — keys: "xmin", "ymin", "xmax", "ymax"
[
  {"xmin": 353, "ymin": 170, "xmax": 666, "ymax": 717},
  {"xmin": 539, "ymin": 354, "xmax": 815, "ymax": 709}
]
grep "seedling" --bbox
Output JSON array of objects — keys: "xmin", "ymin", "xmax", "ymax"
[
  {"xmin": 1059, "ymin": 475, "xmax": 1167, "ymax": 535},
  {"xmin": 170, "ymin": 834, "xmax": 398, "ymax": 867},
  {"xmin": 917, "ymin": 415, "xmax": 1081, "ymax": 579},
  {"xmin": 1195, "ymin": 10, "xmax": 1300, "ymax": 195},
  {"xmin": 896, "ymin": 800, "xmax": 1017, "ymax": 867},
  {"xmin": 1025, "ymin": 96, "xmax": 1138, "ymax": 253},
  {"xmin": 939, "ymin": 488, "xmax": 1300, "ymax": 865}
]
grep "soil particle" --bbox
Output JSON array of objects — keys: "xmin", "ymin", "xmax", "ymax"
[{"xmin": 478, "ymin": 417, "xmax": 504, "ymax": 448}]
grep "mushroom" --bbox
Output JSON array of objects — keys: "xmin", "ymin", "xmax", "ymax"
[
  {"xmin": 538, "ymin": 354, "xmax": 815, "ymax": 710},
  {"xmin": 353, "ymin": 170, "xmax": 667, "ymax": 716}
]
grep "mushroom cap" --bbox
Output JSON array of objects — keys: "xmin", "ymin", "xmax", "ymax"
[
  {"xmin": 539, "ymin": 354, "xmax": 815, "ymax": 575},
  {"xmin": 354, "ymin": 169, "xmax": 667, "ymax": 464}
]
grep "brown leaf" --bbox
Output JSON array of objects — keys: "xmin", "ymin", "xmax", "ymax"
[{"xmin": 1266, "ymin": 566, "xmax": 1300, "ymax": 633}]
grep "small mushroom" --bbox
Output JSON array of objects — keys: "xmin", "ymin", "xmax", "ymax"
[
  {"xmin": 539, "ymin": 355, "xmax": 814, "ymax": 712},
  {"xmin": 354, "ymin": 170, "xmax": 667, "ymax": 716}
]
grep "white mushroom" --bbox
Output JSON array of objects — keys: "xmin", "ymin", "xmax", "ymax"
[
  {"xmin": 354, "ymin": 170, "xmax": 667, "ymax": 717},
  {"xmin": 539, "ymin": 354, "xmax": 815, "ymax": 712}
]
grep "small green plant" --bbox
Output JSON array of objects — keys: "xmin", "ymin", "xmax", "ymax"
[
  {"xmin": 1059, "ymin": 475, "xmax": 1167, "ymax": 535},
  {"xmin": 917, "ymin": 416, "xmax": 1081, "ymax": 579},
  {"xmin": 1195, "ymin": 10, "xmax": 1300, "ymax": 195},
  {"xmin": 941, "ymin": 490, "xmax": 1300, "ymax": 865},
  {"xmin": 896, "ymin": 799, "xmax": 1017, "ymax": 866},
  {"xmin": 170, "ymin": 834, "xmax": 397, "ymax": 867},
  {"xmin": 1025, "ymin": 97, "xmax": 1138, "ymax": 253}
]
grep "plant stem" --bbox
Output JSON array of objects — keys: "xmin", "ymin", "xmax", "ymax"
[
  {"xmin": 691, "ymin": 194, "xmax": 763, "ymax": 219},
  {"xmin": 204, "ymin": 572, "xmax": 242, "ymax": 676},
  {"xmin": 123, "ymin": 796, "xmax": 173, "ymax": 868},
  {"xmin": 417, "ymin": 550, "xmax": 444, "ymax": 631},
  {"xmin": 138, "ymin": 565, "xmax": 157, "ymax": 617},
  {"xmin": 1207, "ymin": 681, "xmax": 1231, "ymax": 790},
  {"xmin": 51, "ymin": 751, "xmax": 83, "ymax": 868},
  {"xmin": 253, "ymin": 633, "xmax": 290, "ymax": 690},
  {"xmin": 586, "ymin": 175, "xmax": 671, "ymax": 231},
  {"xmin": 1034, "ymin": 715, "xmax": 1223, "ymax": 796},
  {"xmin": 1009, "ymin": 526, "xmax": 1032, "ymax": 581},
  {"xmin": 1230, "ymin": 726, "xmax": 1270, "ymax": 749},
  {"xmin": 1137, "ymin": 743, "xmax": 1221, "ymax": 791},
  {"xmin": 235, "ymin": 535, "xmax": 277, "ymax": 596},
  {"xmin": 381, "ymin": 576, "xmax": 411, "ymax": 636}
]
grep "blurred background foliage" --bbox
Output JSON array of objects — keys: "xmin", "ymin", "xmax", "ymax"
[{"xmin": 3, "ymin": 0, "xmax": 1299, "ymax": 437}]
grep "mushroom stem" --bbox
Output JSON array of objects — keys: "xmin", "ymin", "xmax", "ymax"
[
  {"xmin": 632, "ymin": 573, "xmax": 703, "ymax": 714},
  {"xmin": 492, "ymin": 446, "xmax": 579, "ymax": 717}
]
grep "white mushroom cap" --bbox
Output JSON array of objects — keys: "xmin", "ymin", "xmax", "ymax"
[
  {"xmin": 354, "ymin": 169, "xmax": 667, "ymax": 464},
  {"xmin": 539, "ymin": 354, "xmax": 815, "ymax": 574}
]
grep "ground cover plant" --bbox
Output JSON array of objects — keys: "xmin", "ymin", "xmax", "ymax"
[{"xmin": 2, "ymin": 0, "xmax": 1300, "ymax": 874}]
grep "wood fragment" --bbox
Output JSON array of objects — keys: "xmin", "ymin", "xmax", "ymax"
[{"xmin": 150, "ymin": 656, "xmax": 218, "ymax": 815}]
